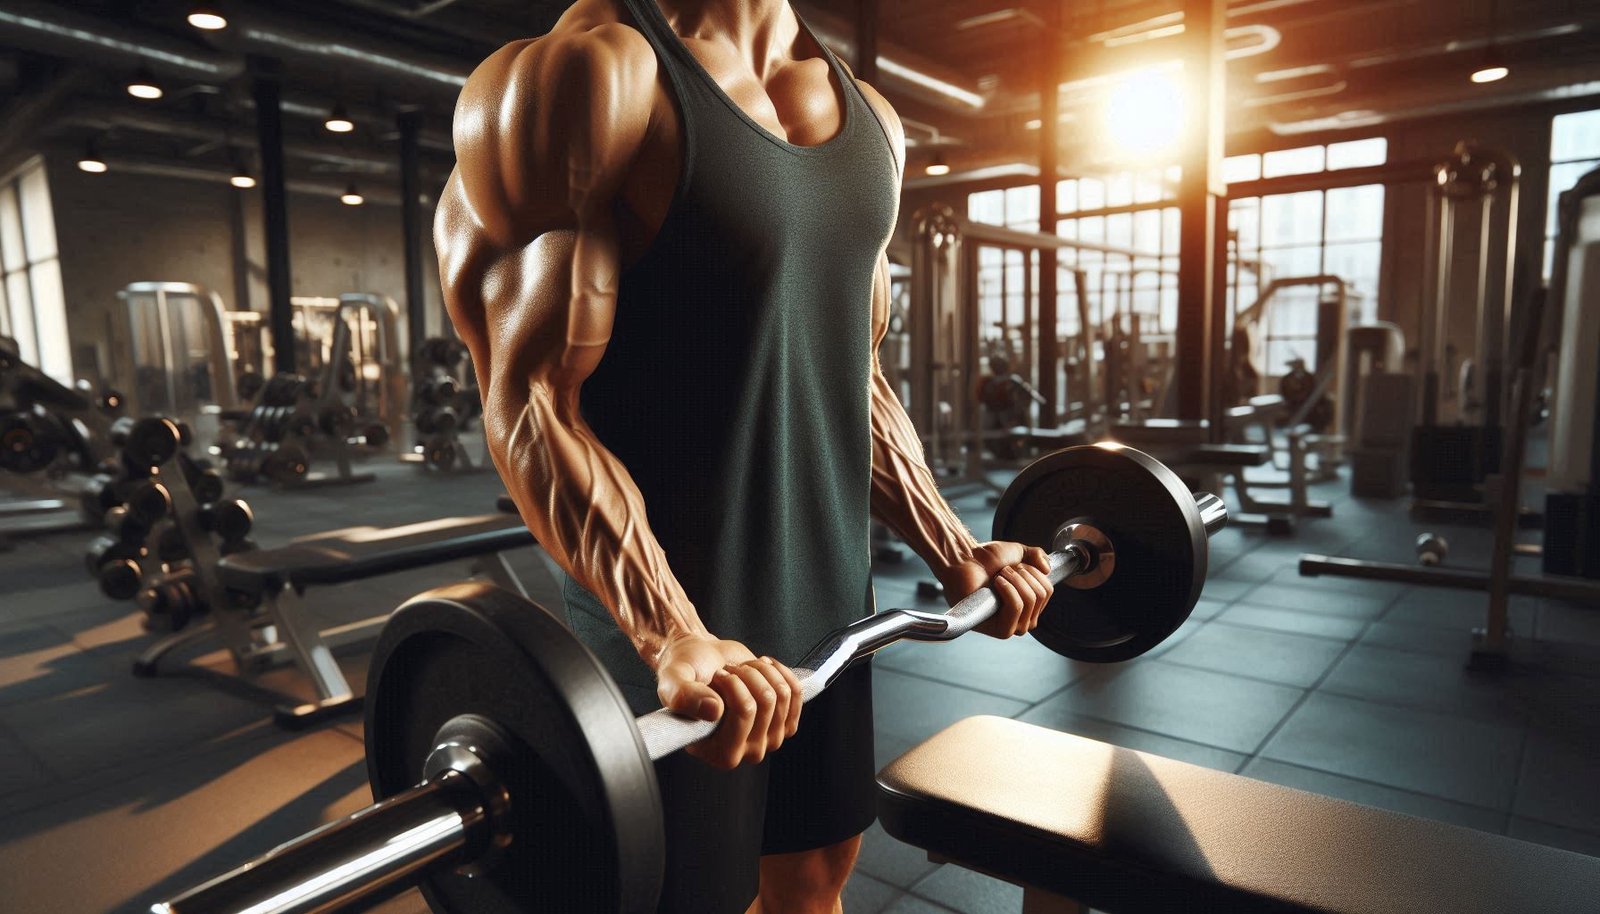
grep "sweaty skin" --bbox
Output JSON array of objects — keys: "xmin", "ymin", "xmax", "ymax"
[{"xmin": 436, "ymin": 0, "xmax": 1051, "ymax": 810}]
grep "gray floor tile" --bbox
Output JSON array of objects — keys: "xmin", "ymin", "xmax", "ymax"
[
  {"xmin": 1514, "ymin": 722, "xmax": 1600, "ymax": 834},
  {"xmin": 884, "ymin": 895, "xmax": 960, "ymax": 914},
  {"xmin": 1217, "ymin": 604, "xmax": 1366, "ymax": 642},
  {"xmin": 0, "ymin": 673, "xmax": 270, "ymax": 781},
  {"xmin": 908, "ymin": 863, "xmax": 1023, "ymax": 914},
  {"xmin": 1319, "ymin": 645, "xmax": 1526, "ymax": 724},
  {"xmin": 857, "ymin": 819, "xmax": 942, "ymax": 889},
  {"xmin": 1188, "ymin": 598, "xmax": 1227, "ymax": 621},
  {"xmin": 1047, "ymin": 660, "xmax": 1303, "ymax": 753},
  {"xmin": 1161, "ymin": 623, "xmax": 1347, "ymax": 688},
  {"xmin": 1507, "ymin": 817, "xmax": 1600, "ymax": 858},
  {"xmin": 843, "ymin": 870, "xmax": 905, "ymax": 913},
  {"xmin": 1536, "ymin": 601, "xmax": 1600, "ymax": 647},
  {"xmin": 1261, "ymin": 692, "xmax": 1523, "ymax": 809},
  {"xmin": 1213, "ymin": 551, "xmax": 1292, "ymax": 583},
  {"xmin": 1240, "ymin": 758, "xmax": 1505, "ymax": 833},
  {"xmin": 873, "ymin": 624, "xmax": 1097, "ymax": 703},
  {"xmin": 1384, "ymin": 590, "xmax": 1537, "ymax": 633},
  {"xmin": 0, "ymin": 727, "xmax": 365, "ymax": 914},
  {"xmin": 1360, "ymin": 620, "xmax": 1477, "ymax": 657},
  {"xmin": 0, "ymin": 620, "xmax": 120, "ymax": 709},
  {"xmin": 0, "ymin": 722, "xmax": 52, "ymax": 798},
  {"xmin": 871, "ymin": 669, "xmax": 1028, "ymax": 747},
  {"xmin": 1196, "ymin": 578, "xmax": 1254, "ymax": 603},
  {"xmin": 1015, "ymin": 704, "xmax": 1247, "ymax": 772},
  {"xmin": 1239, "ymin": 583, "xmax": 1391, "ymax": 619}
]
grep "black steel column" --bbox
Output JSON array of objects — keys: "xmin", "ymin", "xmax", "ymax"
[
  {"xmin": 1175, "ymin": 0, "xmax": 1226, "ymax": 428},
  {"xmin": 398, "ymin": 109, "xmax": 426, "ymax": 357},
  {"xmin": 855, "ymin": 0, "xmax": 879, "ymax": 83},
  {"xmin": 1037, "ymin": 40, "xmax": 1060, "ymax": 426},
  {"xmin": 252, "ymin": 59, "xmax": 295, "ymax": 376}
]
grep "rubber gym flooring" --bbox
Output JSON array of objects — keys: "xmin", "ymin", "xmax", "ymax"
[{"xmin": 1, "ymin": 447, "xmax": 1598, "ymax": 914}]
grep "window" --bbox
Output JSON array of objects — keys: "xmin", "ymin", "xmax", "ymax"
[
  {"xmin": 1227, "ymin": 139, "xmax": 1387, "ymax": 375},
  {"xmin": 1546, "ymin": 109, "xmax": 1600, "ymax": 275},
  {"xmin": 0, "ymin": 159, "xmax": 70, "ymax": 382}
]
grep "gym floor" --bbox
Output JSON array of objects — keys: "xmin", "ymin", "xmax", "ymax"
[{"xmin": 1, "ymin": 452, "xmax": 1597, "ymax": 914}]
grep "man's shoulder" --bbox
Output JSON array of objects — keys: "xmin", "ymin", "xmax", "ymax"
[{"xmin": 466, "ymin": 4, "xmax": 657, "ymax": 99}]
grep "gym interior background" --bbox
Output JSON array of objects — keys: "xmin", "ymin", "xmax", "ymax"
[{"xmin": 2, "ymin": 0, "xmax": 1600, "ymax": 912}]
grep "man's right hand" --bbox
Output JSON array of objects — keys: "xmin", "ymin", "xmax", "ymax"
[{"xmin": 654, "ymin": 634, "xmax": 803, "ymax": 770}]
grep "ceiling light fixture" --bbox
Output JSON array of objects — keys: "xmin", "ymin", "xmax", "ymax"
[
  {"xmin": 325, "ymin": 103, "xmax": 355, "ymax": 134},
  {"xmin": 78, "ymin": 141, "xmax": 108, "ymax": 174},
  {"xmin": 187, "ymin": 4, "xmax": 228, "ymax": 30},
  {"xmin": 1472, "ymin": 0, "xmax": 1509, "ymax": 84},
  {"xmin": 340, "ymin": 184, "xmax": 365, "ymax": 206},
  {"xmin": 230, "ymin": 169, "xmax": 256, "ymax": 189},
  {"xmin": 924, "ymin": 151, "xmax": 951, "ymax": 177},
  {"xmin": 126, "ymin": 67, "xmax": 163, "ymax": 100}
]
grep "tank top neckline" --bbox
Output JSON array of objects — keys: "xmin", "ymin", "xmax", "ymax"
[{"xmin": 627, "ymin": 0, "xmax": 857, "ymax": 157}]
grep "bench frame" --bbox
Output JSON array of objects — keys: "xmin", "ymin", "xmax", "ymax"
[{"xmin": 133, "ymin": 478, "xmax": 541, "ymax": 728}]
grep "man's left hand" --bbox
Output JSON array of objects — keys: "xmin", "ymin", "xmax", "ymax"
[{"xmin": 934, "ymin": 542, "xmax": 1054, "ymax": 639}]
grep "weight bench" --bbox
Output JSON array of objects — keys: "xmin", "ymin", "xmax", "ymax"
[
  {"xmin": 136, "ymin": 512, "xmax": 543, "ymax": 728},
  {"xmin": 878, "ymin": 717, "xmax": 1600, "ymax": 913}
]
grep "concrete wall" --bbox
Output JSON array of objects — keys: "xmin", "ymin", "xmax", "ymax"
[{"xmin": 45, "ymin": 152, "xmax": 444, "ymax": 387}]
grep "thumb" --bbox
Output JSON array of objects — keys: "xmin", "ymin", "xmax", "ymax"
[{"xmin": 657, "ymin": 661, "xmax": 723, "ymax": 721}]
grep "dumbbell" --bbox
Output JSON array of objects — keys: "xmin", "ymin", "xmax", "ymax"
[
  {"xmin": 1416, "ymin": 532, "xmax": 1449, "ymax": 567},
  {"xmin": 421, "ymin": 434, "xmax": 457, "ymax": 471},
  {"xmin": 138, "ymin": 565, "xmax": 204, "ymax": 632},
  {"xmin": 103, "ymin": 505, "xmax": 152, "ymax": 546},
  {"xmin": 150, "ymin": 519, "xmax": 189, "ymax": 564},
  {"xmin": 357, "ymin": 422, "xmax": 389, "ymax": 448},
  {"xmin": 125, "ymin": 479, "xmax": 174, "ymax": 525},
  {"xmin": 179, "ymin": 452, "xmax": 226, "ymax": 504},
  {"xmin": 199, "ymin": 499, "xmax": 254, "ymax": 544},
  {"xmin": 155, "ymin": 444, "xmax": 1226, "ymax": 914},
  {"xmin": 418, "ymin": 368, "xmax": 461, "ymax": 406},
  {"xmin": 0, "ymin": 410, "xmax": 61, "ymax": 474},
  {"xmin": 79, "ymin": 471, "xmax": 124, "ymax": 523},
  {"xmin": 86, "ymin": 535, "xmax": 144, "ymax": 601},
  {"xmin": 262, "ymin": 442, "xmax": 311, "ymax": 483}
]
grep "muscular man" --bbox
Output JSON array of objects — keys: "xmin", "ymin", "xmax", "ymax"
[{"xmin": 436, "ymin": 1, "xmax": 1054, "ymax": 910}]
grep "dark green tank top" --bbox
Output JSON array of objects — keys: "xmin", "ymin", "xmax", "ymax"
[{"xmin": 561, "ymin": 0, "xmax": 900, "ymax": 712}]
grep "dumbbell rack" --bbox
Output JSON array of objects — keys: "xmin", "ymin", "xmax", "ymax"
[{"xmin": 221, "ymin": 373, "xmax": 376, "ymax": 489}]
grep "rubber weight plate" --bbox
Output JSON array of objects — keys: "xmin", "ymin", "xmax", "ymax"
[
  {"xmin": 365, "ymin": 581, "xmax": 663, "ymax": 914},
  {"xmin": 993, "ymin": 443, "xmax": 1207, "ymax": 662}
]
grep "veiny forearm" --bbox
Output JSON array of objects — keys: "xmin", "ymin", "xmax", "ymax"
[
  {"xmin": 868, "ymin": 370, "xmax": 978, "ymax": 572},
  {"xmin": 490, "ymin": 383, "xmax": 710, "ymax": 667}
]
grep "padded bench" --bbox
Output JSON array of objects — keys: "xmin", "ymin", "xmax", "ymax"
[
  {"xmin": 878, "ymin": 717, "xmax": 1600, "ymax": 913},
  {"xmin": 138, "ymin": 512, "xmax": 547, "ymax": 728}
]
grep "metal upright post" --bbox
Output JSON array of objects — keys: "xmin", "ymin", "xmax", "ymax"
[
  {"xmin": 252, "ymin": 58, "xmax": 295, "ymax": 376},
  {"xmin": 1175, "ymin": 0, "xmax": 1226, "ymax": 432},
  {"xmin": 398, "ymin": 109, "xmax": 427, "ymax": 360}
]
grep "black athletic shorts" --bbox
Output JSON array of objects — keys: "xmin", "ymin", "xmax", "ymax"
[{"xmin": 651, "ymin": 660, "xmax": 877, "ymax": 914}]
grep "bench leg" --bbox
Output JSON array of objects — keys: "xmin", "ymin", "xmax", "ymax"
[
  {"xmin": 1022, "ymin": 886, "xmax": 1090, "ymax": 914},
  {"xmin": 474, "ymin": 551, "xmax": 528, "ymax": 598},
  {"xmin": 262, "ymin": 592, "xmax": 360, "ymax": 728}
]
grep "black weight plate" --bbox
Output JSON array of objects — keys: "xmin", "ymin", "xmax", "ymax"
[
  {"xmin": 366, "ymin": 581, "xmax": 663, "ymax": 914},
  {"xmin": 993, "ymin": 443, "xmax": 1207, "ymax": 662}
]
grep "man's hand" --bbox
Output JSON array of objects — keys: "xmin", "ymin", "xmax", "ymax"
[
  {"xmin": 654, "ymin": 634, "xmax": 803, "ymax": 770},
  {"xmin": 935, "ymin": 542, "xmax": 1054, "ymax": 639}
]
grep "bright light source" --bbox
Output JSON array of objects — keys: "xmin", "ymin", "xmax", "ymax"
[
  {"xmin": 340, "ymin": 185, "xmax": 365, "ymax": 206},
  {"xmin": 325, "ymin": 103, "xmax": 355, "ymax": 133},
  {"xmin": 924, "ymin": 163, "xmax": 951, "ymax": 176},
  {"xmin": 77, "ymin": 158, "xmax": 108, "ymax": 174},
  {"xmin": 187, "ymin": 4, "xmax": 227, "ymax": 30},
  {"xmin": 230, "ymin": 173, "xmax": 257, "ymax": 189},
  {"xmin": 1102, "ymin": 68, "xmax": 1186, "ymax": 159},
  {"xmin": 127, "ymin": 69, "xmax": 163, "ymax": 100},
  {"xmin": 1471, "ymin": 65, "xmax": 1509, "ymax": 84},
  {"xmin": 1024, "ymin": 118, "xmax": 1042, "ymax": 130}
]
